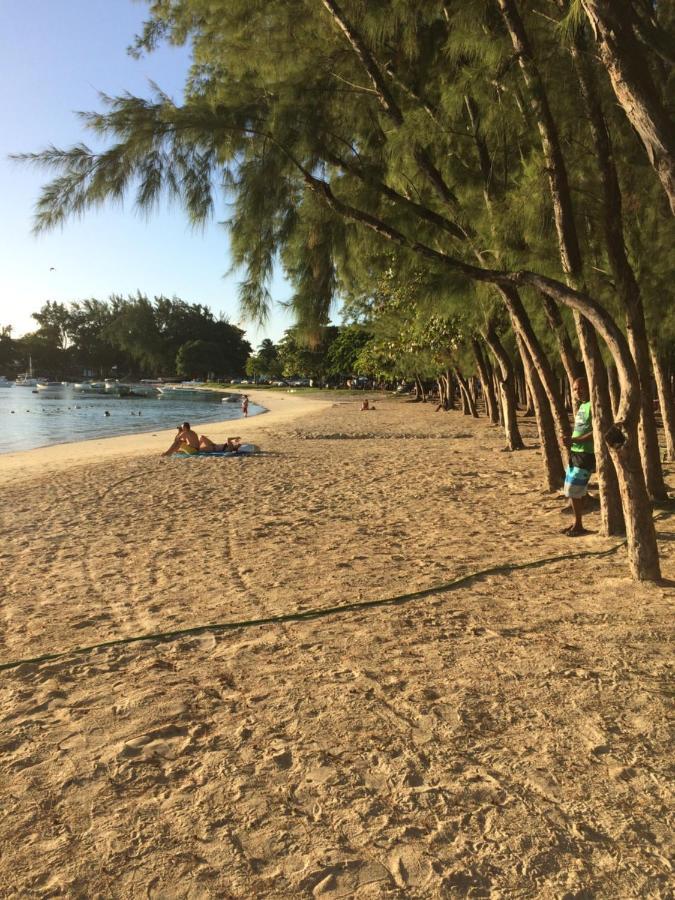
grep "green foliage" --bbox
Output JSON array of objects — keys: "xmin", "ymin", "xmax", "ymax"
[
  {"xmin": 176, "ymin": 339, "xmax": 224, "ymax": 378},
  {"xmin": 325, "ymin": 325, "xmax": 372, "ymax": 376},
  {"xmin": 10, "ymin": 294, "xmax": 251, "ymax": 379},
  {"xmin": 17, "ymin": 0, "xmax": 674, "ymax": 379}
]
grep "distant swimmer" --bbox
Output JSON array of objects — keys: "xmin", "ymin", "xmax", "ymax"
[{"xmin": 104, "ymin": 410, "xmax": 111, "ymax": 417}]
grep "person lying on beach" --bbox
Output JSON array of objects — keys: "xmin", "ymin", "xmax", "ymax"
[
  {"xmin": 162, "ymin": 422, "xmax": 200, "ymax": 456},
  {"xmin": 198, "ymin": 435, "xmax": 242, "ymax": 453}
]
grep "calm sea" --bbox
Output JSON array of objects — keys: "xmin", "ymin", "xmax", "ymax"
[{"xmin": 0, "ymin": 386, "xmax": 262, "ymax": 455}]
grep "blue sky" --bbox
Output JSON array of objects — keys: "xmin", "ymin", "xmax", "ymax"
[{"xmin": 0, "ymin": 0, "xmax": 296, "ymax": 346}]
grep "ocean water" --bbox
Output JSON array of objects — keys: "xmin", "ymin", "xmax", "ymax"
[{"xmin": 0, "ymin": 386, "xmax": 263, "ymax": 455}]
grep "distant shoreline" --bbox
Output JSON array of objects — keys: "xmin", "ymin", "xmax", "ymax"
[{"xmin": 0, "ymin": 389, "xmax": 331, "ymax": 485}]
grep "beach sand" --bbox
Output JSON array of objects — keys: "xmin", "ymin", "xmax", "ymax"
[{"xmin": 0, "ymin": 392, "xmax": 672, "ymax": 897}]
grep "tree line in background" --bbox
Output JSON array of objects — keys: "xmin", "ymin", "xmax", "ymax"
[
  {"xmin": 19, "ymin": 0, "xmax": 675, "ymax": 580},
  {"xmin": 0, "ymin": 295, "xmax": 251, "ymax": 380}
]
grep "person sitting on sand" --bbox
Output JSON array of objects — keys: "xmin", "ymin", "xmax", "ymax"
[
  {"xmin": 562, "ymin": 376, "xmax": 595, "ymax": 536},
  {"xmin": 162, "ymin": 422, "xmax": 200, "ymax": 456},
  {"xmin": 198, "ymin": 434, "xmax": 241, "ymax": 453},
  {"xmin": 360, "ymin": 399, "xmax": 375, "ymax": 411}
]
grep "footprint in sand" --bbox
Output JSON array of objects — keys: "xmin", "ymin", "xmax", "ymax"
[{"xmin": 119, "ymin": 724, "xmax": 191, "ymax": 760}]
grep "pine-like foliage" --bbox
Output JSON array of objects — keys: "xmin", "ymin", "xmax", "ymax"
[{"xmin": 15, "ymin": 0, "xmax": 673, "ymax": 351}]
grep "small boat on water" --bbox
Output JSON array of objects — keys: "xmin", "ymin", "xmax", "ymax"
[
  {"xmin": 157, "ymin": 385, "xmax": 220, "ymax": 400},
  {"xmin": 73, "ymin": 381, "xmax": 107, "ymax": 394},
  {"xmin": 36, "ymin": 382, "xmax": 69, "ymax": 398},
  {"xmin": 0, "ymin": 376, "xmax": 13, "ymax": 388},
  {"xmin": 123, "ymin": 383, "xmax": 160, "ymax": 397},
  {"xmin": 15, "ymin": 374, "xmax": 40, "ymax": 387},
  {"xmin": 15, "ymin": 356, "xmax": 40, "ymax": 387}
]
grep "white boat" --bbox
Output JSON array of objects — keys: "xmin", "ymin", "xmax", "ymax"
[
  {"xmin": 124, "ymin": 383, "xmax": 159, "ymax": 397},
  {"xmin": 15, "ymin": 355, "xmax": 39, "ymax": 386},
  {"xmin": 36, "ymin": 381, "xmax": 69, "ymax": 398},
  {"xmin": 157, "ymin": 385, "xmax": 219, "ymax": 400},
  {"xmin": 15, "ymin": 373, "xmax": 39, "ymax": 387},
  {"xmin": 0, "ymin": 376, "xmax": 13, "ymax": 388},
  {"xmin": 73, "ymin": 381, "xmax": 107, "ymax": 394}
]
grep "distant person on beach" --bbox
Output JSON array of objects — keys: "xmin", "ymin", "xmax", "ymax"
[
  {"xmin": 241, "ymin": 395, "xmax": 249, "ymax": 417},
  {"xmin": 360, "ymin": 399, "xmax": 375, "ymax": 411},
  {"xmin": 562, "ymin": 377, "xmax": 595, "ymax": 536},
  {"xmin": 162, "ymin": 422, "xmax": 200, "ymax": 456},
  {"xmin": 198, "ymin": 434, "xmax": 241, "ymax": 453}
]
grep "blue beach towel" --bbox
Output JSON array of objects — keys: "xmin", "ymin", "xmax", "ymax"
[{"xmin": 176, "ymin": 443, "xmax": 259, "ymax": 458}]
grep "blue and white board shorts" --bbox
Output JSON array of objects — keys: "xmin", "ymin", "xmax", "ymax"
[
  {"xmin": 564, "ymin": 451, "xmax": 595, "ymax": 499},
  {"xmin": 564, "ymin": 465, "xmax": 592, "ymax": 498}
]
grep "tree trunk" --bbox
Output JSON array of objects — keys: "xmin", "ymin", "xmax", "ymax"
[
  {"xmin": 456, "ymin": 368, "xmax": 478, "ymax": 417},
  {"xmin": 607, "ymin": 364, "xmax": 620, "ymax": 418},
  {"xmin": 413, "ymin": 373, "xmax": 426, "ymax": 402},
  {"xmin": 540, "ymin": 293, "xmax": 580, "ymax": 398},
  {"xmin": 493, "ymin": 371, "xmax": 504, "ymax": 426},
  {"xmin": 472, "ymin": 337, "xmax": 499, "ymax": 423},
  {"xmin": 517, "ymin": 334, "xmax": 565, "ymax": 491},
  {"xmin": 498, "ymin": 284, "xmax": 571, "ymax": 455},
  {"xmin": 574, "ymin": 313, "xmax": 626, "ymax": 536},
  {"xmin": 651, "ymin": 344, "xmax": 675, "ymax": 462},
  {"xmin": 436, "ymin": 377, "xmax": 447, "ymax": 410},
  {"xmin": 570, "ymin": 24, "xmax": 668, "ymax": 501},
  {"xmin": 446, "ymin": 368, "xmax": 456, "ymax": 410},
  {"xmin": 580, "ymin": 0, "xmax": 675, "ymax": 213},
  {"xmin": 516, "ymin": 272, "xmax": 660, "ymax": 580},
  {"xmin": 483, "ymin": 322, "xmax": 524, "ymax": 450},
  {"xmin": 606, "ymin": 427, "xmax": 663, "ymax": 581}
]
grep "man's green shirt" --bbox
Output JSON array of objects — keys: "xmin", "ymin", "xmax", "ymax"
[{"xmin": 571, "ymin": 400, "xmax": 594, "ymax": 454}]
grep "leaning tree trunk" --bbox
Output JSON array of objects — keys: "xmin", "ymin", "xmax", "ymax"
[
  {"xmin": 520, "ymin": 272, "xmax": 659, "ymax": 580},
  {"xmin": 540, "ymin": 292, "xmax": 581, "ymax": 398},
  {"xmin": 446, "ymin": 368, "xmax": 456, "ymax": 410},
  {"xmin": 580, "ymin": 0, "xmax": 675, "ymax": 214},
  {"xmin": 607, "ymin": 364, "xmax": 620, "ymax": 418},
  {"xmin": 574, "ymin": 313, "xmax": 626, "ymax": 535},
  {"xmin": 436, "ymin": 377, "xmax": 447, "ymax": 410},
  {"xmin": 472, "ymin": 337, "xmax": 499, "ymax": 423},
  {"xmin": 570, "ymin": 25, "xmax": 668, "ymax": 501},
  {"xmin": 605, "ymin": 423, "xmax": 663, "ymax": 580},
  {"xmin": 498, "ymin": 284, "xmax": 571, "ymax": 455},
  {"xmin": 483, "ymin": 322, "xmax": 524, "ymax": 450},
  {"xmin": 455, "ymin": 368, "xmax": 478, "ymax": 417},
  {"xmin": 493, "ymin": 371, "xmax": 504, "ymax": 426},
  {"xmin": 516, "ymin": 334, "xmax": 565, "ymax": 491},
  {"xmin": 499, "ymin": 0, "xmax": 626, "ymax": 535},
  {"xmin": 413, "ymin": 374, "xmax": 426, "ymax": 402},
  {"xmin": 650, "ymin": 344, "xmax": 675, "ymax": 462}
]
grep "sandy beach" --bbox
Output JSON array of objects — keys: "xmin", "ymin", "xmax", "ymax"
[{"xmin": 0, "ymin": 392, "xmax": 672, "ymax": 898}]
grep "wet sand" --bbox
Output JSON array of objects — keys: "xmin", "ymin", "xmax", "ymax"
[{"xmin": 0, "ymin": 393, "xmax": 672, "ymax": 897}]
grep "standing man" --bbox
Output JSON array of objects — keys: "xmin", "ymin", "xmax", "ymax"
[
  {"xmin": 562, "ymin": 377, "xmax": 596, "ymax": 536},
  {"xmin": 241, "ymin": 394, "xmax": 249, "ymax": 418}
]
